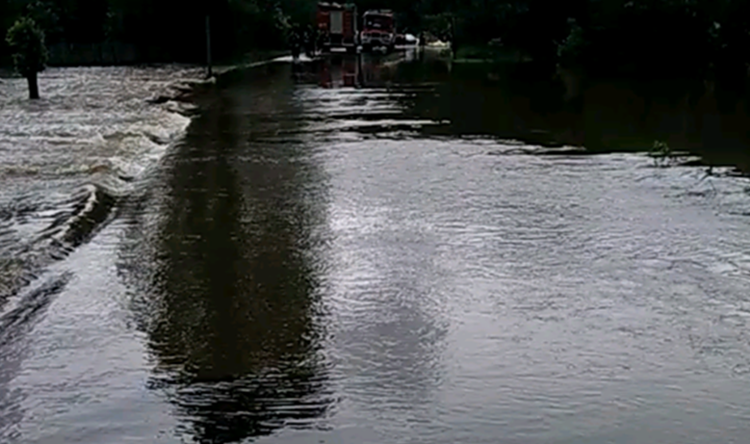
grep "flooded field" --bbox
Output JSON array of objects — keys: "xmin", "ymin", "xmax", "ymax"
[{"xmin": 1, "ymin": 53, "xmax": 750, "ymax": 443}]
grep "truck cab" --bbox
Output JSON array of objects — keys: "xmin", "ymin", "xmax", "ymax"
[{"xmin": 360, "ymin": 10, "xmax": 396, "ymax": 52}]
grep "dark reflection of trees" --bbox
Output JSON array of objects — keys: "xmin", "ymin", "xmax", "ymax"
[
  {"xmin": 287, "ymin": 52, "xmax": 750, "ymax": 169},
  {"xmin": 118, "ymin": 65, "xmax": 331, "ymax": 444},
  {"xmin": 369, "ymin": 56, "xmax": 750, "ymax": 168}
]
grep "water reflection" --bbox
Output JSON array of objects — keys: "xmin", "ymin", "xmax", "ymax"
[
  {"xmin": 290, "ymin": 51, "xmax": 448, "ymax": 90},
  {"xmin": 100, "ymin": 54, "xmax": 750, "ymax": 444},
  {"xmin": 119, "ymin": 64, "xmax": 332, "ymax": 443},
  {"xmin": 297, "ymin": 53, "xmax": 750, "ymax": 172}
]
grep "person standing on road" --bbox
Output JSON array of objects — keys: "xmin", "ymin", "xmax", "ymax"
[
  {"xmin": 317, "ymin": 28, "xmax": 327, "ymax": 54},
  {"xmin": 304, "ymin": 24, "xmax": 316, "ymax": 58},
  {"xmin": 289, "ymin": 24, "xmax": 302, "ymax": 60}
]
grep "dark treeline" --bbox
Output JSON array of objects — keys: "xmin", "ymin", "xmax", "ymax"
[
  {"xmin": 1, "ymin": 0, "xmax": 749, "ymax": 77},
  {"xmin": 0, "ymin": 0, "xmax": 316, "ymax": 65},
  {"xmin": 3, "ymin": 0, "xmax": 750, "ymax": 83}
]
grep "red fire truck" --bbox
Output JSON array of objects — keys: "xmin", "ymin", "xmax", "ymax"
[
  {"xmin": 360, "ymin": 9, "xmax": 396, "ymax": 53},
  {"xmin": 317, "ymin": 2, "xmax": 359, "ymax": 53}
]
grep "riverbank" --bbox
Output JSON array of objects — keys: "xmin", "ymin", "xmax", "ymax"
[{"xmin": 142, "ymin": 50, "xmax": 290, "ymax": 105}]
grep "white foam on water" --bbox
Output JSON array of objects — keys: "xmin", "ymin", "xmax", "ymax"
[
  {"xmin": 0, "ymin": 66, "xmax": 204, "ymax": 300},
  {"xmin": 0, "ymin": 66, "xmax": 201, "ymax": 189}
]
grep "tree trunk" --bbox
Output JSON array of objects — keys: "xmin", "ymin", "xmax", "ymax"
[{"xmin": 27, "ymin": 73, "xmax": 39, "ymax": 99}]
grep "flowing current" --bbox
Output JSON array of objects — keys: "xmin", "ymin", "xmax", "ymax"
[
  {"xmin": 1, "ymin": 56, "xmax": 750, "ymax": 444},
  {"xmin": 0, "ymin": 66, "xmax": 198, "ymax": 297}
]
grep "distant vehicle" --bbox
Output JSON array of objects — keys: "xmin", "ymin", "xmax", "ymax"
[
  {"xmin": 360, "ymin": 10, "xmax": 396, "ymax": 53},
  {"xmin": 317, "ymin": 2, "xmax": 359, "ymax": 53},
  {"xmin": 395, "ymin": 33, "xmax": 418, "ymax": 46}
]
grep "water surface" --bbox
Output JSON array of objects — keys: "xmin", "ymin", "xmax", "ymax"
[{"xmin": 1, "ymin": 54, "xmax": 750, "ymax": 443}]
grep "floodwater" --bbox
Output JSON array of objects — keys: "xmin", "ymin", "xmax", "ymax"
[{"xmin": 1, "ymin": 52, "xmax": 750, "ymax": 444}]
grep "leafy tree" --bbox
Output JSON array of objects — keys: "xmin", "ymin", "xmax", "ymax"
[
  {"xmin": 25, "ymin": 0, "xmax": 61, "ymax": 41},
  {"xmin": 6, "ymin": 17, "xmax": 47, "ymax": 99}
]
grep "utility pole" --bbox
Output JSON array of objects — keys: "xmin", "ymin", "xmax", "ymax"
[
  {"xmin": 451, "ymin": 14, "xmax": 457, "ymax": 60},
  {"xmin": 205, "ymin": 15, "xmax": 213, "ymax": 78}
]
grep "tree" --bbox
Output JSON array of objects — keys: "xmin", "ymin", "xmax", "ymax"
[
  {"xmin": 6, "ymin": 17, "xmax": 47, "ymax": 99},
  {"xmin": 25, "ymin": 0, "xmax": 61, "ymax": 41}
]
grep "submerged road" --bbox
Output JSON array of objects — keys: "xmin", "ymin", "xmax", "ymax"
[{"xmin": 1, "ymin": 54, "xmax": 750, "ymax": 443}]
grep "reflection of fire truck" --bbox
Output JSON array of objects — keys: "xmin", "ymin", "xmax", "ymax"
[
  {"xmin": 361, "ymin": 10, "xmax": 396, "ymax": 53},
  {"xmin": 318, "ymin": 56, "xmax": 361, "ymax": 88},
  {"xmin": 317, "ymin": 2, "xmax": 359, "ymax": 53}
]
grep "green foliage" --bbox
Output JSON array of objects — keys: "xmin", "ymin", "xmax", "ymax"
[
  {"xmin": 25, "ymin": 0, "xmax": 61, "ymax": 40},
  {"xmin": 551, "ymin": 0, "xmax": 749, "ymax": 80},
  {"xmin": 556, "ymin": 19, "xmax": 587, "ymax": 68},
  {"xmin": 422, "ymin": 13, "xmax": 453, "ymax": 42},
  {"xmin": 5, "ymin": 17, "xmax": 47, "ymax": 76}
]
